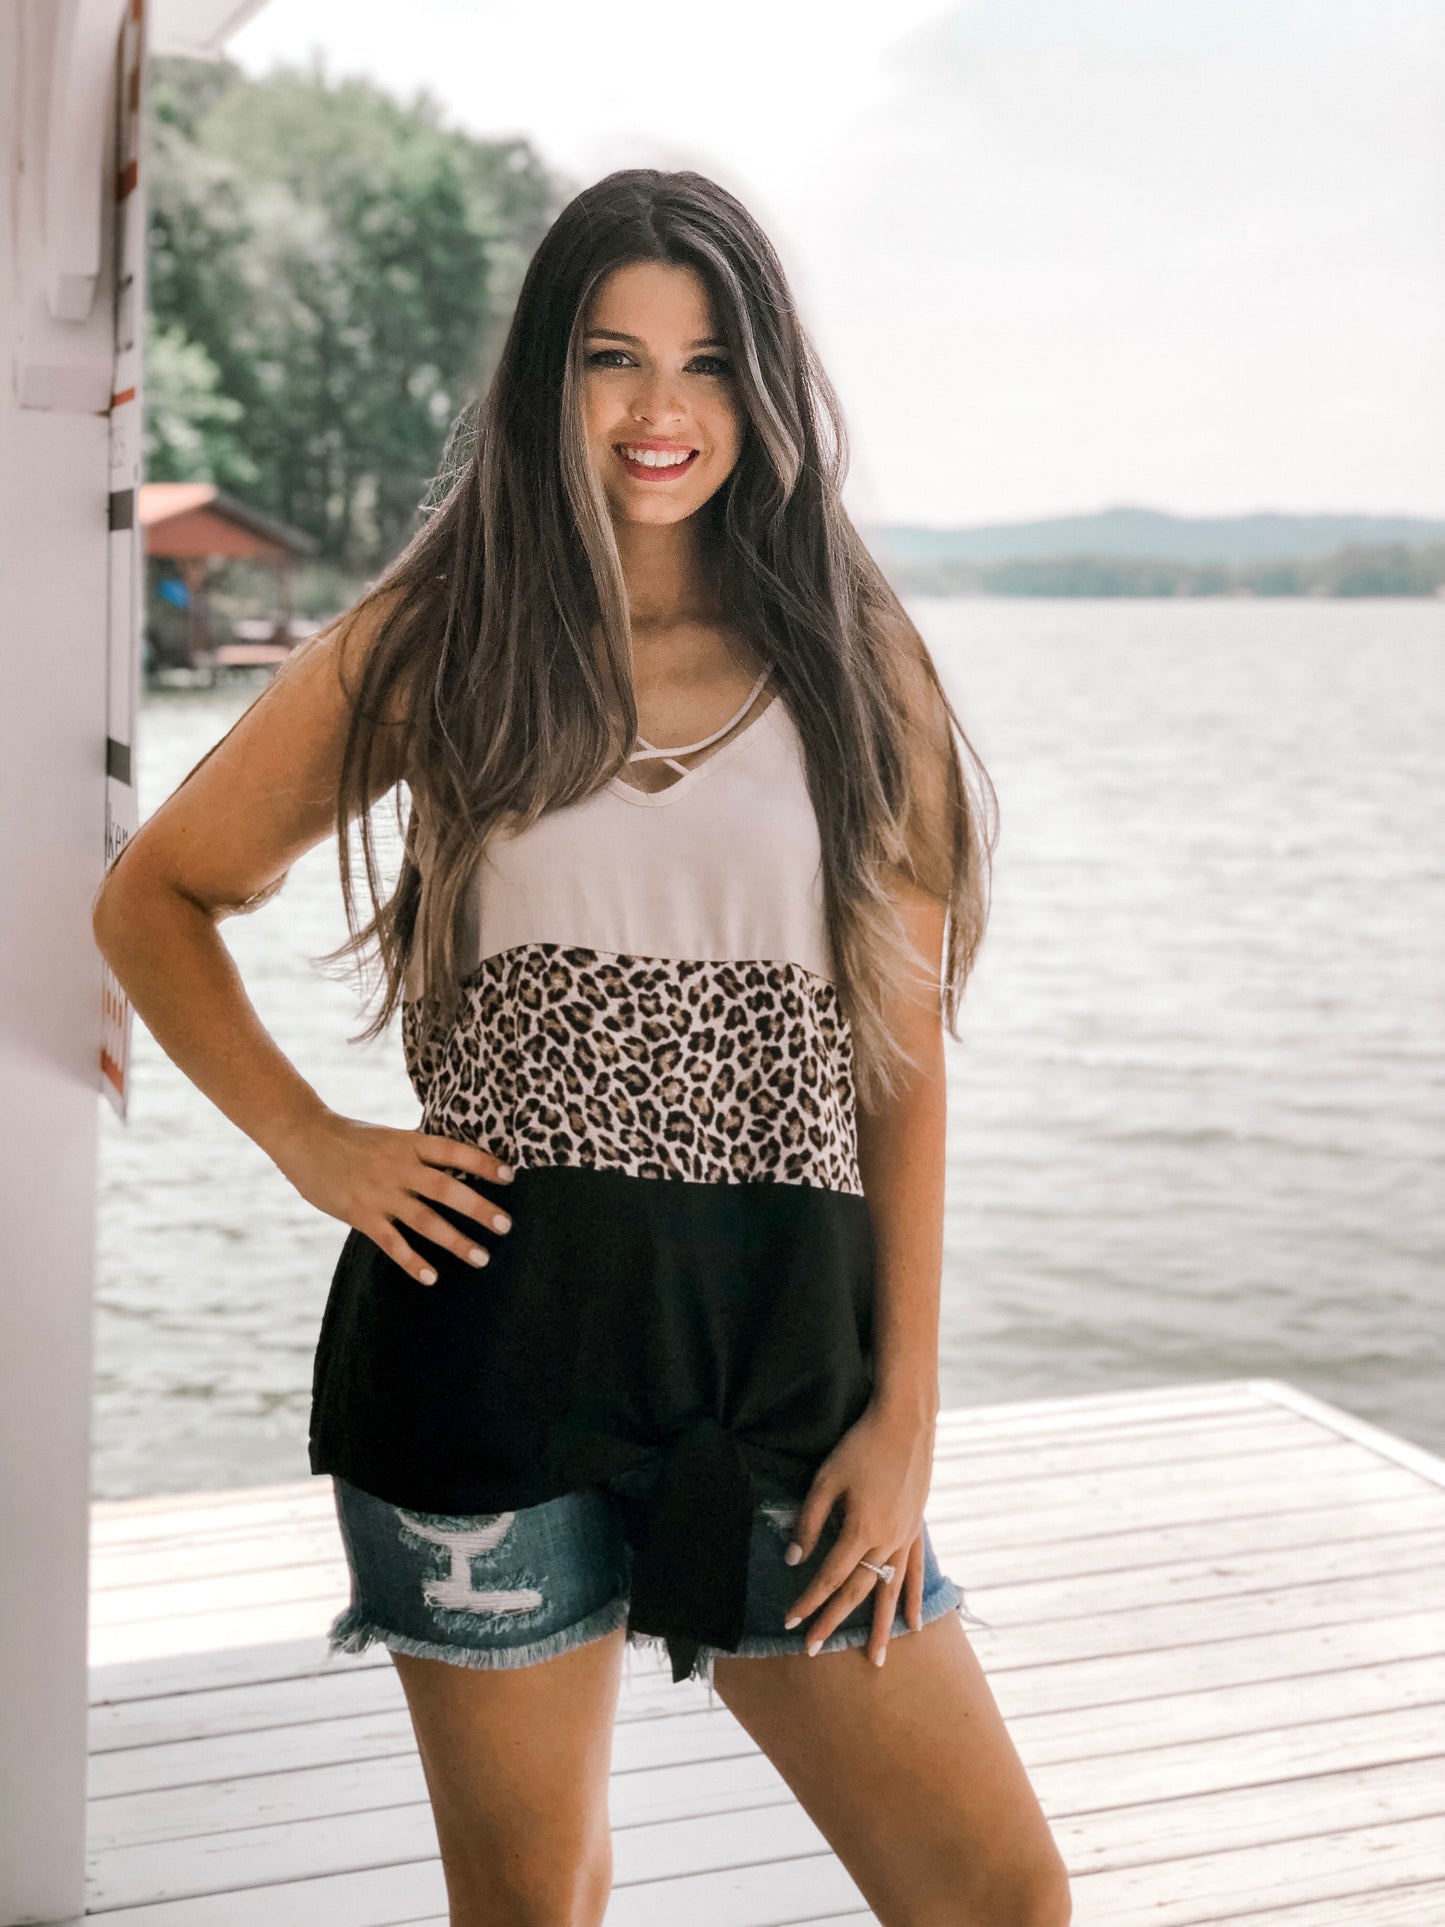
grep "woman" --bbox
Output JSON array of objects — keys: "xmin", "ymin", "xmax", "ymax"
[{"xmin": 93, "ymin": 171, "xmax": 1071, "ymax": 1927}]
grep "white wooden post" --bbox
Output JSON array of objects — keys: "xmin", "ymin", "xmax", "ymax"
[{"xmin": 0, "ymin": 1, "xmax": 130, "ymax": 1918}]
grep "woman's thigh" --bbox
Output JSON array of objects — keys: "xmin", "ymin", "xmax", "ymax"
[
  {"xmin": 327, "ymin": 1476, "xmax": 631, "ymax": 1921},
  {"xmin": 390, "ymin": 1630, "xmax": 625, "ymax": 1924},
  {"xmin": 709, "ymin": 1507, "xmax": 1072, "ymax": 1927}
]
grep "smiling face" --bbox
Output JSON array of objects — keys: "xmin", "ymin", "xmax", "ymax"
[{"xmin": 579, "ymin": 259, "xmax": 744, "ymax": 528}]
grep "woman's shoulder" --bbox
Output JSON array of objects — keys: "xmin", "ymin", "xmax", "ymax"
[{"xmin": 316, "ymin": 579, "xmax": 430, "ymax": 793}]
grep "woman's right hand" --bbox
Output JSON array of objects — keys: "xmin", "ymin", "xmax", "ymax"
[{"xmin": 276, "ymin": 1112, "xmax": 516, "ymax": 1285}]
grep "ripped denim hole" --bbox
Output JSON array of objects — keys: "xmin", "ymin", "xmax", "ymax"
[
  {"xmin": 759, "ymin": 1501, "xmax": 801, "ymax": 1539},
  {"xmin": 397, "ymin": 1509, "xmax": 546, "ymax": 1618}
]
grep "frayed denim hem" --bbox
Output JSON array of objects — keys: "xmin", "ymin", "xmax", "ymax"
[
  {"xmin": 322, "ymin": 1593, "xmax": 632, "ymax": 1672},
  {"xmin": 942, "ymin": 1578, "xmax": 995, "ymax": 1633},
  {"xmin": 623, "ymin": 1577, "xmax": 991, "ymax": 1706}
]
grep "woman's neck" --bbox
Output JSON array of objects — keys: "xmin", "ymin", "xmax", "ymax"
[{"xmin": 613, "ymin": 513, "xmax": 718, "ymax": 629}]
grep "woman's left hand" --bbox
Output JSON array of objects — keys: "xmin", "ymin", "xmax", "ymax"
[{"xmin": 781, "ymin": 1395, "xmax": 937, "ymax": 1665}]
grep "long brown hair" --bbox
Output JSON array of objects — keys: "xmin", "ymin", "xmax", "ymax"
[{"xmin": 325, "ymin": 167, "xmax": 998, "ymax": 1107}]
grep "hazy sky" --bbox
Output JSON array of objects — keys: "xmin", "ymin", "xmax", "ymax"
[{"xmin": 229, "ymin": 0, "xmax": 1445, "ymax": 526}]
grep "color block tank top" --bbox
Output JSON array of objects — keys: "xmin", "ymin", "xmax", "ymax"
[{"xmin": 307, "ymin": 670, "xmax": 878, "ymax": 1683}]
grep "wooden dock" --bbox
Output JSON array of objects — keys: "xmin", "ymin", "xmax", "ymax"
[{"xmin": 87, "ymin": 1378, "xmax": 1445, "ymax": 1924}]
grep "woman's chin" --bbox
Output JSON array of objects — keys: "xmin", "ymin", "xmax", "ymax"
[{"xmin": 605, "ymin": 489, "xmax": 710, "ymax": 527}]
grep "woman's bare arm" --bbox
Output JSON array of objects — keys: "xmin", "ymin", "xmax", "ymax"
[
  {"xmin": 853, "ymin": 879, "xmax": 948, "ymax": 1427},
  {"xmin": 854, "ymin": 629, "xmax": 957, "ymax": 1421},
  {"xmin": 91, "ymin": 605, "xmax": 514, "ymax": 1284},
  {"xmin": 94, "ymin": 620, "xmax": 375, "ymax": 1166},
  {"xmin": 773, "ymin": 635, "xmax": 957, "ymax": 1656}
]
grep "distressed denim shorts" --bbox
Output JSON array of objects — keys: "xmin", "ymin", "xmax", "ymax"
[{"xmin": 326, "ymin": 1465, "xmax": 986, "ymax": 1693}]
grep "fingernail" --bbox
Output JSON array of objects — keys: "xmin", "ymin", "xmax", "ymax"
[
  {"xmin": 493, "ymin": 1212, "xmax": 511, "ymax": 1233},
  {"xmin": 784, "ymin": 1614, "xmax": 801, "ymax": 1629},
  {"xmin": 496, "ymin": 1163, "xmax": 514, "ymax": 1182},
  {"xmin": 873, "ymin": 1648, "xmax": 886, "ymax": 1667},
  {"xmin": 419, "ymin": 1267, "xmax": 437, "ymax": 1285},
  {"xmin": 783, "ymin": 1543, "xmax": 802, "ymax": 1565},
  {"xmin": 806, "ymin": 1639, "xmax": 822, "ymax": 1657},
  {"xmin": 467, "ymin": 1247, "xmax": 488, "ymax": 1267}
]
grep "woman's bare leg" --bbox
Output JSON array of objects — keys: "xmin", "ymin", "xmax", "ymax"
[
  {"xmin": 712, "ymin": 1612, "xmax": 1071, "ymax": 1927},
  {"xmin": 390, "ymin": 1624, "xmax": 627, "ymax": 1927}
]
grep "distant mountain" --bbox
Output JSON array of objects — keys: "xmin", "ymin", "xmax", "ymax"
[
  {"xmin": 868, "ymin": 539, "xmax": 1445, "ymax": 600},
  {"xmin": 870, "ymin": 507, "xmax": 1445, "ymax": 568}
]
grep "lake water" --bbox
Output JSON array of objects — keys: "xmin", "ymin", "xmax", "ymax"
[{"xmin": 94, "ymin": 599, "xmax": 1445, "ymax": 1499}]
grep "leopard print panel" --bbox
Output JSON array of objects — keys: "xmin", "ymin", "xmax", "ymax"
[{"xmin": 401, "ymin": 943, "xmax": 863, "ymax": 1194}]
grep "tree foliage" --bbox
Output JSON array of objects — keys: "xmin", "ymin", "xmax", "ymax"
[{"xmin": 144, "ymin": 53, "xmax": 563, "ymax": 566}]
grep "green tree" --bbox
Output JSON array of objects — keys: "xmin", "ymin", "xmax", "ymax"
[
  {"xmin": 144, "ymin": 53, "xmax": 562, "ymax": 566},
  {"xmin": 144, "ymin": 323, "xmax": 256, "ymax": 487}
]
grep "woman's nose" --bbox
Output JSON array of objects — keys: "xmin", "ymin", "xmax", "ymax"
[{"xmin": 629, "ymin": 370, "xmax": 687, "ymax": 428}]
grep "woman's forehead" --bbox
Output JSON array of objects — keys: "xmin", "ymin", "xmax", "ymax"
[{"xmin": 585, "ymin": 260, "xmax": 718, "ymax": 337}]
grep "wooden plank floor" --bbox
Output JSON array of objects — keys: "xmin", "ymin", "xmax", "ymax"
[{"xmin": 87, "ymin": 1378, "xmax": 1445, "ymax": 1924}]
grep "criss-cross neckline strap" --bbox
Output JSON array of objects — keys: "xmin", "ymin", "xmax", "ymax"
[{"xmin": 627, "ymin": 665, "xmax": 773, "ymax": 776}]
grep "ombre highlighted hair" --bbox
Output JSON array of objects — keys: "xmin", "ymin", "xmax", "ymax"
[{"xmin": 322, "ymin": 167, "xmax": 998, "ymax": 1107}]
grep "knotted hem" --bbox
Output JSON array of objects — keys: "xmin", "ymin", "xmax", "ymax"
[
  {"xmin": 623, "ymin": 1626, "xmax": 724, "ymax": 1706},
  {"xmin": 555, "ymin": 1410, "xmax": 768, "ymax": 1678},
  {"xmin": 322, "ymin": 1595, "xmax": 632, "ymax": 1673}
]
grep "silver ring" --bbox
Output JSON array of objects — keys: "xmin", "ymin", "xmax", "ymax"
[{"xmin": 857, "ymin": 1558, "xmax": 895, "ymax": 1583}]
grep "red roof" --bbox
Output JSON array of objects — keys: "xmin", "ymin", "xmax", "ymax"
[
  {"xmin": 139, "ymin": 483, "xmax": 317, "ymax": 560},
  {"xmin": 138, "ymin": 482, "xmax": 221, "ymax": 527}
]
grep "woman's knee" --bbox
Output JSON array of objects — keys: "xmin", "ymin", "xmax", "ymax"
[
  {"xmin": 958, "ymin": 1849, "xmax": 1072, "ymax": 1927},
  {"xmin": 891, "ymin": 1830, "xmax": 1071, "ymax": 1927},
  {"xmin": 441, "ymin": 1819, "xmax": 613, "ymax": 1927}
]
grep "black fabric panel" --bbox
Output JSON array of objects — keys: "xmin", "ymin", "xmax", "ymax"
[{"xmin": 308, "ymin": 1163, "xmax": 877, "ymax": 1671}]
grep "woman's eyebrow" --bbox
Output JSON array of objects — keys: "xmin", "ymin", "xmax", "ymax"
[{"xmin": 585, "ymin": 328, "xmax": 729, "ymax": 349}]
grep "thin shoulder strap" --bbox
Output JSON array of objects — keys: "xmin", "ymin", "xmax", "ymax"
[{"xmin": 627, "ymin": 665, "xmax": 773, "ymax": 777}]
